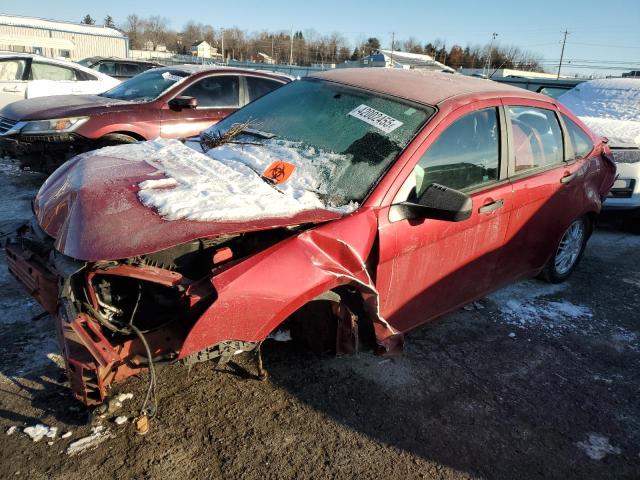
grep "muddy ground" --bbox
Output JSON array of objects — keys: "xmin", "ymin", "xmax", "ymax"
[{"xmin": 0, "ymin": 157, "xmax": 638, "ymax": 480}]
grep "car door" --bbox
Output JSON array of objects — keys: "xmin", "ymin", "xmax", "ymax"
[
  {"xmin": 27, "ymin": 60, "xmax": 89, "ymax": 97},
  {"xmin": 494, "ymin": 101, "xmax": 585, "ymax": 281},
  {"xmin": 376, "ymin": 103, "xmax": 514, "ymax": 333},
  {"xmin": 160, "ymin": 74, "xmax": 242, "ymax": 138},
  {"xmin": 0, "ymin": 58, "xmax": 29, "ymax": 107}
]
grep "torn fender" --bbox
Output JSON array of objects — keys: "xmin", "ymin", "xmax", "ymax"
[{"xmin": 178, "ymin": 209, "xmax": 403, "ymax": 359}]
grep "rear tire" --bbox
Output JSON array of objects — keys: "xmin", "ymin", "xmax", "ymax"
[{"xmin": 539, "ymin": 216, "xmax": 590, "ymax": 283}]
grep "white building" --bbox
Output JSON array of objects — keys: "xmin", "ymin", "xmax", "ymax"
[
  {"xmin": 190, "ymin": 40, "xmax": 212, "ymax": 58},
  {"xmin": 0, "ymin": 14, "xmax": 127, "ymax": 60}
]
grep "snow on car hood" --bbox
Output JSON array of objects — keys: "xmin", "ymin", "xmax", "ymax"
[
  {"xmin": 34, "ymin": 141, "xmax": 345, "ymax": 261},
  {"xmin": 128, "ymin": 138, "xmax": 357, "ymax": 222},
  {"xmin": 558, "ymin": 78, "xmax": 640, "ymax": 148}
]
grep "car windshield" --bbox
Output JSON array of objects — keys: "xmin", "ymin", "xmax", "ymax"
[
  {"xmin": 203, "ymin": 78, "xmax": 433, "ymax": 205},
  {"xmin": 101, "ymin": 69, "xmax": 190, "ymax": 101}
]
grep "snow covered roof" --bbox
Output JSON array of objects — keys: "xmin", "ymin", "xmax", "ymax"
[
  {"xmin": 378, "ymin": 49, "xmax": 454, "ymax": 73},
  {"xmin": 0, "ymin": 14, "xmax": 125, "ymax": 38},
  {"xmin": 558, "ymin": 78, "xmax": 640, "ymax": 147}
]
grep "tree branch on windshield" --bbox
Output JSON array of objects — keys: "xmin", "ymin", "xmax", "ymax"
[{"xmin": 199, "ymin": 120, "xmax": 258, "ymax": 152}]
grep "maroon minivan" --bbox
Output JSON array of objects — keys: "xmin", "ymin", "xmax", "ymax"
[{"xmin": 0, "ymin": 65, "xmax": 292, "ymax": 171}]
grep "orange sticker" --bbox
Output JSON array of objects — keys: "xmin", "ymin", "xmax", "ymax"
[{"xmin": 262, "ymin": 161, "xmax": 296, "ymax": 184}]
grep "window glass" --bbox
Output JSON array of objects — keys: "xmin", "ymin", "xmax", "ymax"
[
  {"xmin": 30, "ymin": 62, "xmax": 76, "ymax": 80},
  {"xmin": 0, "ymin": 59, "xmax": 27, "ymax": 81},
  {"xmin": 97, "ymin": 62, "xmax": 117, "ymax": 76},
  {"xmin": 121, "ymin": 63, "xmax": 143, "ymax": 77},
  {"xmin": 414, "ymin": 108, "xmax": 500, "ymax": 195},
  {"xmin": 208, "ymin": 79, "xmax": 432, "ymax": 204},
  {"xmin": 102, "ymin": 69, "xmax": 190, "ymax": 101},
  {"xmin": 538, "ymin": 87, "xmax": 571, "ymax": 98},
  {"xmin": 247, "ymin": 76, "xmax": 282, "ymax": 101},
  {"xmin": 74, "ymin": 69, "xmax": 97, "ymax": 81},
  {"xmin": 508, "ymin": 106, "xmax": 564, "ymax": 172},
  {"xmin": 181, "ymin": 75, "xmax": 239, "ymax": 107},
  {"xmin": 562, "ymin": 114, "xmax": 593, "ymax": 159}
]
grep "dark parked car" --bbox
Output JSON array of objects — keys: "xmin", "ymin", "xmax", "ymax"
[
  {"xmin": 0, "ymin": 65, "xmax": 292, "ymax": 171},
  {"xmin": 5, "ymin": 69, "xmax": 615, "ymax": 407},
  {"xmin": 78, "ymin": 57, "xmax": 164, "ymax": 80}
]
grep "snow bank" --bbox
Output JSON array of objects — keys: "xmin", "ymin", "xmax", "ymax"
[
  {"xmin": 558, "ymin": 78, "xmax": 640, "ymax": 147},
  {"xmin": 120, "ymin": 138, "xmax": 357, "ymax": 223}
]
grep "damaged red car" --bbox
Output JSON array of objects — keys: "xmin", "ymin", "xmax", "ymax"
[{"xmin": 6, "ymin": 69, "xmax": 615, "ymax": 407}]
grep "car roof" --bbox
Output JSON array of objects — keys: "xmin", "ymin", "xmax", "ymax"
[
  {"xmin": 310, "ymin": 68, "xmax": 546, "ymax": 106},
  {"xmin": 84, "ymin": 56, "xmax": 161, "ymax": 65},
  {"xmin": 148, "ymin": 64, "xmax": 295, "ymax": 81}
]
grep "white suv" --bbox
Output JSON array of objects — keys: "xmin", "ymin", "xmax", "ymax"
[{"xmin": 0, "ymin": 53, "xmax": 119, "ymax": 109}]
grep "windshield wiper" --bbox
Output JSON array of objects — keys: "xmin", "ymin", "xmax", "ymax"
[{"xmin": 240, "ymin": 127, "xmax": 276, "ymax": 139}]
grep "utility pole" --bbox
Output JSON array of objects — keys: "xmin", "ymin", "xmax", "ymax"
[
  {"xmin": 289, "ymin": 27, "xmax": 294, "ymax": 66},
  {"xmin": 390, "ymin": 32, "xmax": 395, "ymax": 68},
  {"xmin": 557, "ymin": 30, "xmax": 569, "ymax": 79},
  {"xmin": 220, "ymin": 28, "xmax": 225, "ymax": 64},
  {"xmin": 486, "ymin": 32, "xmax": 498, "ymax": 77}
]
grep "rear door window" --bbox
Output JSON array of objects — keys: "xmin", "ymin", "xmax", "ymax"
[
  {"xmin": 29, "ymin": 62, "xmax": 77, "ymax": 81},
  {"xmin": 97, "ymin": 62, "xmax": 117, "ymax": 76},
  {"xmin": 562, "ymin": 114, "xmax": 594, "ymax": 159},
  {"xmin": 508, "ymin": 106, "xmax": 564, "ymax": 173},
  {"xmin": 181, "ymin": 75, "xmax": 240, "ymax": 107},
  {"xmin": 246, "ymin": 76, "xmax": 283, "ymax": 101},
  {"xmin": 413, "ymin": 107, "xmax": 501, "ymax": 194}
]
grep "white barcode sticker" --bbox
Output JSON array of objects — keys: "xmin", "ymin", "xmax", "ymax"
[{"xmin": 348, "ymin": 104, "xmax": 403, "ymax": 134}]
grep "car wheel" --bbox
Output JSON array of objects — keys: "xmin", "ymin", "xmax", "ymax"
[
  {"xmin": 97, "ymin": 133, "xmax": 138, "ymax": 148},
  {"xmin": 540, "ymin": 217, "xmax": 590, "ymax": 283}
]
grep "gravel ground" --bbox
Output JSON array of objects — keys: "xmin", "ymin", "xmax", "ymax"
[{"xmin": 0, "ymin": 156, "xmax": 638, "ymax": 480}]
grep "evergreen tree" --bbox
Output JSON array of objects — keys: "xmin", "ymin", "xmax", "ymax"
[
  {"xmin": 104, "ymin": 15, "xmax": 115, "ymax": 28},
  {"xmin": 81, "ymin": 14, "xmax": 96, "ymax": 25}
]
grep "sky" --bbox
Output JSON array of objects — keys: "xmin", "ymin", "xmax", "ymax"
[{"xmin": 4, "ymin": 0, "xmax": 640, "ymax": 77}]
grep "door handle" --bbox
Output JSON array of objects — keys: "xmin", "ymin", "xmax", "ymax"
[
  {"xmin": 2, "ymin": 87, "xmax": 20, "ymax": 92},
  {"xmin": 560, "ymin": 172, "xmax": 576, "ymax": 184},
  {"xmin": 478, "ymin": 199, "xmax": 504, "ymax": 214}
]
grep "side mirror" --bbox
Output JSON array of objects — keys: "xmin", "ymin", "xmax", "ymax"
[
  {"xmin": 390, "ymin": 183, "xmax": 473, "ymax": 222},
  {"xmin": 168, "ymin": 96, "xmax": 198, "ymax": 110}
]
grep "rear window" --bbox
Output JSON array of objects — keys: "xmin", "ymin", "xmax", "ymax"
[
  {"xmin": 562, "ymin": 114, "xmax": 594, "ymax": 159},
  {"xmin": 30, "ymin": 62, "xmax": 77, "ymax": 81},
  {"xmin": 247, "ymin": 76, "xmax": 283, "ymax": 101},
  {"xmin": 508, "ymin": 106, "xmax": 564, "ymax": 172}
]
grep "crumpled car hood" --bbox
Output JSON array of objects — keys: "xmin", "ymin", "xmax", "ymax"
[{"xmin": 34, "ymin": 151, "xmax": 343, "ymax": 262}]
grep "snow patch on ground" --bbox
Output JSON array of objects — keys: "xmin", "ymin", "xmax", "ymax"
[
  {"xmin": 23, "ymin": 424, "xmax": 57, "ymax": 442},
  {"xmin": 488, "ymin": 281, "xmax": 593, "ymax": 334},
  {"xmin": 66, "ymin": 426, "xmax": 113, "ymax": 455},
  {"xmin": 97, "ymin": 138, "xmax": 358, "ymax": 222},
  {"xmin": 576, "ymin": 433, "xmax": 621, "ymax": 460}
]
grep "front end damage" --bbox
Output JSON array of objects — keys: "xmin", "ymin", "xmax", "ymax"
[{"xmin": 6, "ymin": 216, "xmax": 401, "ymax": 406}]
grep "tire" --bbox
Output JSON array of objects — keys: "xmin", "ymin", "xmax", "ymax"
[
  {"xmin": 96, "ymin": 133, "xmax": 139, "ymax": 149},
  {"xmin": 539, "ymin": 216, "xmax": 590, "ymax": 283}
]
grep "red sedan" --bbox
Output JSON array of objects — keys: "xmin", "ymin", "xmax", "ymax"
[
  {"xmin": 6, "ymin": 69, "xmax": 615, "ymax": 407},
  {"xmin": 0, "ymin": 65, "xmax": 291, "ymax": 171}
]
